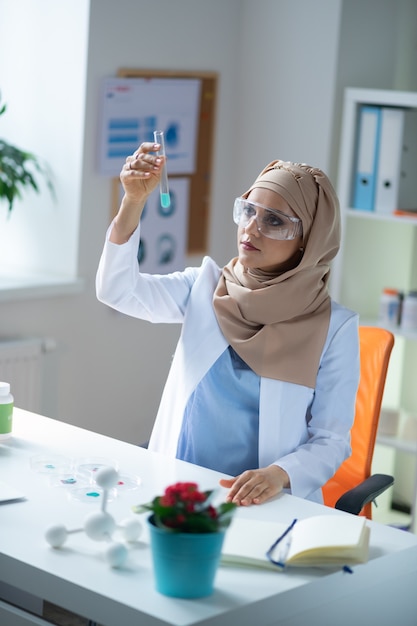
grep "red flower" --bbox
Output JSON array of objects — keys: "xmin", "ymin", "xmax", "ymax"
[
  {"xmin": 160, "ymin": 494, "xmax": 176, "ymax": 507},
  {"xmin": 133, "ymin": 481, "xmax": 236, "ymax": 534}
]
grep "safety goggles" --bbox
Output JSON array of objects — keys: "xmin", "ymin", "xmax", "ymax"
[{"xmin": 233, "ymin": 198, "xmax": 303, "ymax": 241}]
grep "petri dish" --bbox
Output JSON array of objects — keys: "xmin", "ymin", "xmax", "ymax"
[
  {"xmin": 30, "ymin": 454, "xmax": 72, "ymax": 475},
  {"xmin": 67, "ymin": 485, "xmax": 117, "ymax": 504},
  {"xmin": 114, "ymin": 473, "xmax": 142, "ymax": 493},
  {"xmin": 49, "ymin": 471, "xmax": 89, "ymax": 490},
  {"xmin": 75, "ymin": 457, "xmax": 119, "ymax": 484}
]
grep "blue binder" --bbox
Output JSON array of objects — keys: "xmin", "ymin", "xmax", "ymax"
[{"xmin": 352, "ymin": 105, "xmax": 381, "ymax": 211}]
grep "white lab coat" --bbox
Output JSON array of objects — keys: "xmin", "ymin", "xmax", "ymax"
[{"xmin": 96, "ymin": 224, "xmax": 360, "ymax": 503}]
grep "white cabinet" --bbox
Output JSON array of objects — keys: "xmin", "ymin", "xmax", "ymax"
[{"xmin": 332, "ymin": 88, "xmax": 417, "ymax": 532}]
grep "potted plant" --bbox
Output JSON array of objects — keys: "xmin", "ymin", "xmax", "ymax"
[
  {"xmin": 133, "ymin": 481, "xmax": 236, "ymax": 598},
  {"xmin": 0, "ymin": 94, "xmax": 54, "ymax": 214}
]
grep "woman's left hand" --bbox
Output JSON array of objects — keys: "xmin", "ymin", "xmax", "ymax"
[{"xmin": 219, "ymin": 465, "xmax": 290, "ymax": 506}]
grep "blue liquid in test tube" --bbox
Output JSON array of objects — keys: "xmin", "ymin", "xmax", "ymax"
[{"xmin": 153, "ymin": 130, "xmax": 170, "ymax": 209}]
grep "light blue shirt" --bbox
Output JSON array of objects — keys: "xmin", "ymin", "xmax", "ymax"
[{"xmin": 176, "ymin": 346, "xmax": 260, "ymax": 475}]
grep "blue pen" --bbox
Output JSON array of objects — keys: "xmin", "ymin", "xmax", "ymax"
[{"xmin": 266, "ymin": 518, "xmax": 297, "ymax": 568}]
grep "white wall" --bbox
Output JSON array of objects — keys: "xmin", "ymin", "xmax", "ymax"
[
  {"xmin": 0, "ymin": 0, "xmax": 89, "ymax": 276},
  {"xmin": 234, "ymin": 0, "xmax": 342, "ymax": 190},
  {"xmin": 1, "ymin": 0, "xmax": 416, "ymax": 449}
]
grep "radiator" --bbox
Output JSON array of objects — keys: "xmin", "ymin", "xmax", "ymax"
[{"xmin": 0, "ymin": 337, "xmax": 55, "ymax": 412}]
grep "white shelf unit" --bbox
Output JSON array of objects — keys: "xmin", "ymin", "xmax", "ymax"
[{"xmin": 331, "ymin": 88, "xmax": 417, "ymax": 533}]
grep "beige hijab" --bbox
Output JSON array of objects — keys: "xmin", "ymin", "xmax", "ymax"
[{"xmin": 212, "ymin": 160, "xmax": 341, "ymax": 388}]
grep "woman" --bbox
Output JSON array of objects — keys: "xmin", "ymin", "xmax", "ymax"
[{"xmin": 96, "ymin": 142, "xmax": 360, "ymax": 507}]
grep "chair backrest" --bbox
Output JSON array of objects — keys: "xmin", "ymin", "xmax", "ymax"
[{"xmin": 322, "ymin": 326, "xmax": 395, "ymax": 518}]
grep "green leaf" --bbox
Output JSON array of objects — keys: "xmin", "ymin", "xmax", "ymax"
[{"xmin": 0, "ymin": 99, "xmax": 55, "ymax": 212}]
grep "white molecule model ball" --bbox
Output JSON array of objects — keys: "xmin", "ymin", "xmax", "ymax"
[
  {"xmin": 119, "ymin": 517, "xmax": 143, "ymax": 542},
  {"xmin": 84, "ymin": 511, "xmax": 116, "ymax": 541},
  {"xmin": 44, "ymin": 466, "xmax": 141, "ymax": 568},
  {"xmin": 94, "ymin": 466, "xmax": 119, "ymax": 490},
  {"xmin": 105, "ymin": 542, "xmax": 128, "ymax": 568},
  {"xmin": 45, "ymin": 524, "xmax": 68, "ymax": 548}
]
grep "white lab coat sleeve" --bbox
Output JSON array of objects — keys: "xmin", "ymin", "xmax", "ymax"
[
  {"xmin": 272, "ymin": 310, "xmax": 360, "ymax": 501},
  {"xmin": 96, "ymin": 222, "xmax": 200, "ymax": 323}
]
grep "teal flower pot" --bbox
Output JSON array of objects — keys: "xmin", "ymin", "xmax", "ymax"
[{"xmin": 147, "ymin": 516, "xmax": 226, "ymax": 598}]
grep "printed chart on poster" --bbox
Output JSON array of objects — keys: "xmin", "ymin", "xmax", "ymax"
[
  {"xmin": 139, "ymin": 178, "xmax": 190, "ymax": 274},
  {"xmin": 115, "ymin": 177, "xmax": 190, "ymax": 275},
  {"xmin": 98, "ymin": 77, "xmax": 201, "ymax": 177},
  {"xmin": 105, "ymin": 70, "xmax": 218, "ymax": 255}
]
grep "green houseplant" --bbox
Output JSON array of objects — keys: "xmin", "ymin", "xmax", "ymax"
[{"xmin": 0, "ymin": 94, "xmax": 54, "ymax": 214}]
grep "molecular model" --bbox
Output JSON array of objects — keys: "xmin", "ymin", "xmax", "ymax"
[{"xmin": 45, "ymin": 466, "xmax": 143, "ymax": 568}]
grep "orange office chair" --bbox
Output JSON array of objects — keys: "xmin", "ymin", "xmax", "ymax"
[{"xmin": 322, "ymin": 326, "xmax": 395, "ymax": 518}]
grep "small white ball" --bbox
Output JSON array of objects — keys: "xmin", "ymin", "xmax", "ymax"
[
  {"xmin": 84, "ymin": 511, "xmax": 116, "ymax": 541},
  {"xmin": 119, "ymin": 517, "xmax": 142, "ymax": 542},
  {"xmin": 105, "ymin": 542, "xmax": 128, "ymax": 568},
  {"xmin": 95, "ymin": 466, "xmax": 119, "ymax": 489},
  {"xmin": 45, "ymin": 524, "xmax": 68, "ymax": 548}
]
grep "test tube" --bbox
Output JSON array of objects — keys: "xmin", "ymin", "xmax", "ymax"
[{"xmin": 153, "ymin": 130, "xmax": 170, "ymax": 209}]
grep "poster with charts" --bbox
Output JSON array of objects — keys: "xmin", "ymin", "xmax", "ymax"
[
  {"xmin": 116, "ymin": 177, "xmax": 190, "ymax": 275},
  {"xmin": 99, "ymin": 77, "xmax": 201, "ymax": 177}
]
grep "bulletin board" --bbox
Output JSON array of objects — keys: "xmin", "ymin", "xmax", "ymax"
[{"xmin": 109, "ymin": 69, "xmax": 218, "ymax": 255}]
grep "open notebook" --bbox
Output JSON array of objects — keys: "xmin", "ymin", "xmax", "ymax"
[
  {"xmin": 0, "ymin": 480, "xmax": 26, "ymax": 504},
  {"xmin": 221, "ymin": 514, "xmax": 370, "ymax": 569}
]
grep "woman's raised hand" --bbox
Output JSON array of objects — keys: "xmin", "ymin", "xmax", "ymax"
[
  {"xmin": 110, "ymin": 142, "xmax": 165, "ymax": 244},
  {"xmin": 120, "ymin": 141, "xmax": 165, "ymax": 203}
]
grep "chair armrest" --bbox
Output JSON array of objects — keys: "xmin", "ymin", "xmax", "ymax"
[{"xmin": 335, "ymin": 473, "xmax": 394, "ymax": 515}]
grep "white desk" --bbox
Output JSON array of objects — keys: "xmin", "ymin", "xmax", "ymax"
[{"xmin": 1, "ymin": 408, "xmax": 417, "ymax": 626}]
